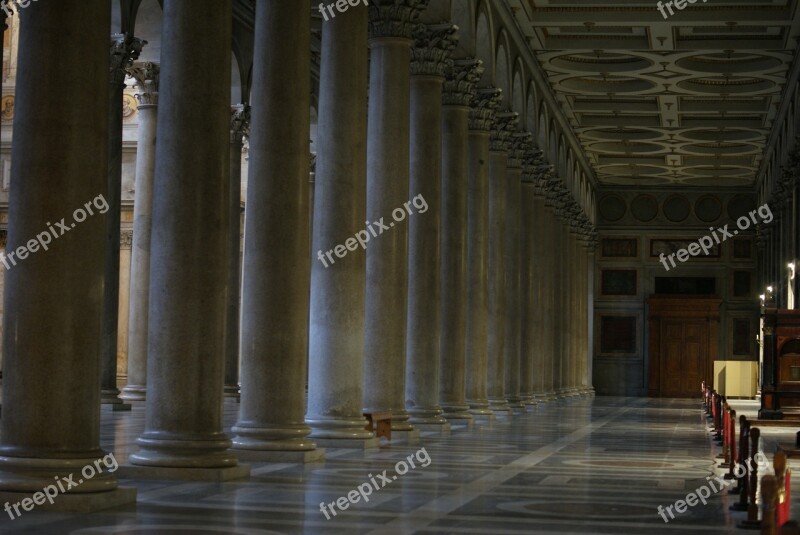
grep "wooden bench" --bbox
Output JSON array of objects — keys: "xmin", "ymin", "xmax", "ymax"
[{"xmin": 364, "ymin": 412, "xmax": 391, "ymax": 440}]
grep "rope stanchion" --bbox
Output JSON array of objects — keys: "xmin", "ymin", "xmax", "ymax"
[
  {"xmin": 730, "ymin": 415, "xmax": 749, "ymax": 499},
  {"xmin": 719, "ymin": 401, "xmax": 730, "ymax": 462},
  {"xmin": 761, "ymin": 474, "xmax": 778, "ymax": 535},
  {"xmin": 737, "ymin": 427, "xmax": 762, "ymax": 529},
  {"xmin": 731, "ymin": 419, "xmax": 751, "ymax": 507},
  {"xmin": 724, "ymin": 409, "xmax": 737, "ymax": 479}
]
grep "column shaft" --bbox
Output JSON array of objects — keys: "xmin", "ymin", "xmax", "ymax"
[
  {"xmin": 129, "ymin": 0, "xmax": 242, "ymax": 471},
  {"xmin": 122, "ymin": 62, "xmax": 159, "ymax": 402},
  {"xmin": 306, "ymin": 3, "xmax": 374, "ymax": 445},
  {"xmin": 363, "ymin": 14, "xmax": 415, "ymax": 432},
  {"xmin": 0, "ymin": 1, "xmax": 126, "ymax": 497},
  {"xmin": 406, "ymin": 29, "xmax": 451, "ymax": 426},
  {"xmin": 504, "ymin": 166, "xmax": 523, "ymax": 409},
  {"xmin": 520, "ymin": 183, "xmax": 535, "ymax": 403},
  {"xmin": 102, "ymin": 35, "xmax": 143, "ymax": 406},
  {"xmin": 232, "ymin": 0, "xmax": 319, "ymax": 457},
  {"xmin": 223, "ymin": 110, "xmax": 244, "ymax": 399}
]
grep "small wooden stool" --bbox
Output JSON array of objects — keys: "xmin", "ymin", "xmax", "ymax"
[{"xmin": 364, "ymin": 412, "xmax": 391, "ymax": 440}]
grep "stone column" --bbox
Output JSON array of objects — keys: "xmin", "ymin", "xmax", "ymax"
[
  {"xmin": 543, "ymin": 176, "xmax": 558, "ymax": 399},
  {"xmin": 0, "ymin": 1, "xmax": 136, "ymax": 509},
  {"xmin": 224, "ymin": 105, "xmax": 248, "ymax": 400},
  {"xmin": 101, "ymin": 34, "xmax": 144, "ymax": 409},
  {"xmin": 520, "ymin": 175, "xmax": 536, "ymax": 405},
  {"xmin": 363, "ymin": 0, "xmax": 426, "ymax": 440},
  {"xmin": 405, "ymin": 24, "xmax": 455, "ymax": 432},
  {"xmin": 231, "ymin": 0, "xmax": 322, "ymax": 462},
  {"xmin": 504, "ymin": 136, "xmax": 530, "ymax": 411},
  {"xmin": 121, "ymin": 61, "xmax": 159, "ymax": 402},
  {"xmin": 465, "ymin": 88, "xmax": 501, "ymax": 422},
  {"xmin": 486, "ymin": 112, "xmax": 515, "ymax": 416},
  {"xmin": 127, "ymin": 0, "xmax": 248, "ymax": 479},
  {"xmin": 439, "ymin": 59, "xmax": 481, "ymax": 426},
  {"xmin": 305, "ymin": 1, "xmax": 376, "ymax": 448},
  {"xmin": 532, "ymin": 171, "xmax": 548, "ymax": 401}
]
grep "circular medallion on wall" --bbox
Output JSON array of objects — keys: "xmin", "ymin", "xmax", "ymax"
[
  {"xmin": 694, "ymin": 195, "xmax": 723, "ymax": 222},
  {"xmin": 663, "ymin": 194, "xmax": 691, "ymax": 223},
  {"xmin": 631, "ymin": 194, "xmax": 659, "ymax": 222},
  {"xmin": 599, "ymin": 194, "xmax": 627, "ymax": 222},
  {"xmin": 0, "ymin": 95, "xmax": 14, "ymax": 123},
  {"xmin": 727, "ymin": 194, "xmax": 756, "ymax": 221}
]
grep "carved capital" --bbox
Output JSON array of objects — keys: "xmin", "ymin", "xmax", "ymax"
[
  {"xmin": 410, "ymin": 23, "xmax": 457, "ymax": 78},
  {"xmin": 127, "ymin": 61, "xmax": 160, "ymax": 106},
  {"xmin": 442, "ymin": 58, "xmax": 482, "ymax": 107},
  {"xmin": 509, "ymin": 132, "xmax": 532, "ymax": 170},
  {"xmin": 230, "ymin": 104, "xmax": 251, "ymax": 145},
  {"xmin": 490, "ymin": 111, "xmax": 518, "ymax": 153},
  {"xmin": 468, "ymin": 87, "xmax": 502, "ymax": 132},
  {"xmin": 110, "ymin": 33, "xmax": 146, "ymax": 87},
  {"xmin": 368, "ymin": 0, "xmax": 429, "ymax": 40}
]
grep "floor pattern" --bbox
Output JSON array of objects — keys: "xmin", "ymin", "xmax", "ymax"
[{"xmin": 0, "ymin": 397, "xmax": 764, "ymax": 534}]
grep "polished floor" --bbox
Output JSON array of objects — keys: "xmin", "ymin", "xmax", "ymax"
[{"xmin": 0, "ymin": 396, "xmax": 774, "ymax": 534}]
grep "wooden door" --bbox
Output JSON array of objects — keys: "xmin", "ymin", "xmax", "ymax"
[
  {"xmin": 661, "ymin": 320, "xmax": 707, "ymax": 398},
  {"xmin": 646, "ymin": 296, "xmax": 721, "ymax": 398}
]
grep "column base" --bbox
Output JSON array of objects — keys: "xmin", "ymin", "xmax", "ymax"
[
  {"xmin": 232, "ymin": 448, "xmax": 325, "ymax": 463},
  {"xmin": 441, "ymin": 404, "xmax": 473, "ymax": 421},
  {"xmin": 306, "ymin": 415, "xmax": 376, "ymax": 441},
  {"xmin": 543, "ymin": 391, "xmax": 558, "ymax": 401},
  {"xmin": 223, "ymin": 384, "xmax": 240, "ymax": 399},
  {"xmin": 311, "ymin": 437, "xmax": 380, "ymax": 449},
  {"xmin": 413, "ymin": 422, "xmax": 451, "ymax": 435},
  {"xmin": 388, "ymin": 429, "xmax": 420, "ymax": 445},
  {"xmin": 117, "ymin": 463, "xmax": 250, "ymax": 482},
  {"xmin": 0, "ymin": 486, "xmax": 136, "ymax": 514},
  {"xmin": 119, "ymin": 385, "xmax": 146, "ymax": 402},
  {"xmin": 470, "ymin": 412, "xmax": 496, "ymax": 425},
  {"xmin": 407, "ymin": 408, "xmax": 447, "ymax": 426},
  {"xmin": 101, "ymin": 388, "xmax": 130, "ymax": 410}
]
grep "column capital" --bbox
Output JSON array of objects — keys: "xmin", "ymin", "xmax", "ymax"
[
  {"xmin": 110, "ymin": 33, "xmax": 146, "ymax": 87},
  {"xmin": 442, "ymin": 58, "xmax": 482, "ymax": 107},
  {"xmin": 468, "ymin": 87, "xmax": 502, "ymax": 132},
  {"xmin": 509, "ymin": 132, "xmax": 532, "ymax": 169},
  {"xmin": 410, "ymin": 23, "xmax": 457, "ymax": 78},
  {"xmin": 490, "ymin": 111, "xmax": 518, "ymax": 153},
  {"xmin": 230, "ymin": 104, "xmax": 251, "ymax": 145},
  {"xmin": 127, "ymin": 61, "xmax": 160, "ymax": 106},
  {"xmin": 368, "ymin": 0, "xmax": 429, "ymax": 40}
]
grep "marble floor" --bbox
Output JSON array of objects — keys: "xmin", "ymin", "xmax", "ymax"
[{"xmin": 0, "ymin": 396, "xmax": 772, "ymax": 534}]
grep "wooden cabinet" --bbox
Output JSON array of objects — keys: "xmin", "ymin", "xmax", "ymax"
[{"xmin": 713, "ymin": 361, "xmax": 758, "ymax": 398}]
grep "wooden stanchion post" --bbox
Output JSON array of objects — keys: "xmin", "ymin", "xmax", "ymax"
[
  {"xmin": 725, "ymin": 409, "xmax": 737, "ymax": 479},
  {"xmin": 775, "ymin": 451, "xmax": 790, "ymax": 528},
  {"xmin": 731, "ymin": 419, "xmax": 751, "ymax": 507},
  {"xmin": 761, "ymin": 474, "xmax": 778, "ymax": 535},
  {"xmin": 737, "ymin": 427, "xmax": 762, "ymax": 529}
]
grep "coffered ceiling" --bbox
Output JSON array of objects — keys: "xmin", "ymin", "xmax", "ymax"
[{"xmin": 511, "ymin": 0, "xmax": 800, "ymax": 187}]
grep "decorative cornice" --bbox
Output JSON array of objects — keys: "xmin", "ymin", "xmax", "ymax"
[
  {"xmin": 126, "ymin": 61, "xmax": 160, "ymax": 107},
  {"xmin": 410, "ymin": 23, "xmax": 457, "ymax": 78},
  {"xmin": 230, "ymin": 104, "xmax": 251, "ymax": 145},
  {"xmin": 490, "ymin": 111, "xmax": 518, "ymax": 153},
  {"xmin": 442, "ymin": 58, "xmax": 482, "ymax": 108},
  {"xmin": 110, "ymin": 33, "xmax": 145, "ymax": 87},
  {"xmin": 468, "ymin": 87, "xmax": 502, "ymax": 132},
  {"xmin": 368, "ymin": 0, "xmax": 429, "ymax": 40}
]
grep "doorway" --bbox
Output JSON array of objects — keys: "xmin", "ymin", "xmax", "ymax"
[{"xmin": 647, "ymin": 296, "xmax": 722, "ymax": 398}]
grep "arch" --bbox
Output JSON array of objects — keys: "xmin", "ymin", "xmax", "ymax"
[
  {"xmin": 450, "ymin": 0, "xmax": 476, "ymax": 58},
  {"xmin": 475, "ymin": 4, "xmax": 494, "ymax": 87},
  {"xmin": 495, "ymin": 30, "xmax": 512, "ymax": 106},
  {"xmin": 133, "ymin": 0, "xmax": 163, "ymax": 63},
  {"xmin": 511, "ymin": 59, "xmax": 525, "ymax": 122},
  {"xmin": 537, "ymin": 101, "xmax": 549, "ymax": 149}
]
